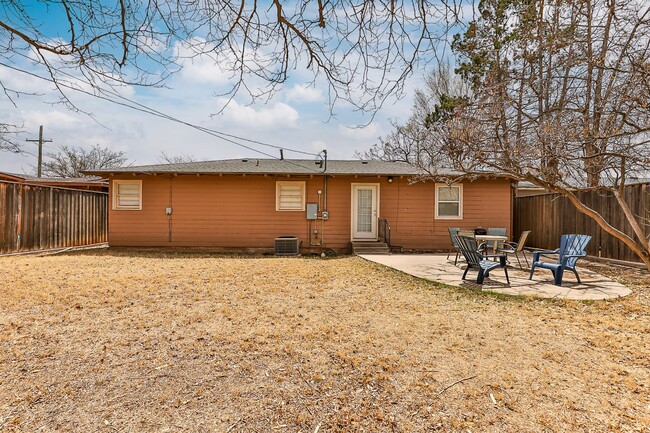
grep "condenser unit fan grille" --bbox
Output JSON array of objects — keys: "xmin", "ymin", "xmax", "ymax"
[{"xmin": 275, "ymin": 236, "xmax": 299, "ymax": 256}]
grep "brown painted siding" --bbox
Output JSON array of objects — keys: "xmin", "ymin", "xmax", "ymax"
[
  {"xmin": 108, "ymin": 174, "xmax": 512, "ymax": 251},
  {"xmin": 381, "ymin": 178, "xmax": 512, "ymax": 249}
]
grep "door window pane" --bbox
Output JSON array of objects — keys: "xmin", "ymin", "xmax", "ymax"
[{"xmin": 356, "ymin": 189, "xmax": 373, "ymax": 232}]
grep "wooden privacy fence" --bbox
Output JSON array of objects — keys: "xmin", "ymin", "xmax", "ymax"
[
  {"xmin": 0, "ymin": 181, "xmax": 108, "ymax": 254},
  {"xmin": 514, "ymin": 183, "xmax": 649, "ymax": 263}
]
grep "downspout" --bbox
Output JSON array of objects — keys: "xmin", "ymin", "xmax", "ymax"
[
  {"xmin": 323, "ymin": 175, "xmax": 328, "ymax": 246},
  {"xmin": 323, "ymin": 175, "xmax": 328, "ymax": 213},
  {"xmin": 168, "ymin": 176, "xmax": 173, "ymax": 242},
  {"xmin": 322, "ymin": 149, "xmax": 328, "ymax": 211}
]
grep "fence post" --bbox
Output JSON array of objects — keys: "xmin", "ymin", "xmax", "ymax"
[{"xmin": 15, "ymin": 183, "xmax": 22, "ymax": 251}]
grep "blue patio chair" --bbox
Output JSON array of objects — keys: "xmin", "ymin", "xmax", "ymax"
[
  {"xmin": 447, "ymin": 227, "xmax": 461, "ymax": 265},
  {"xmin": 457, "ymin": 235, "xmax": 510, "ymax": 285},
  {"xmin": 529, "ymin": 234, "xmax": 591, "ymax": 286}
]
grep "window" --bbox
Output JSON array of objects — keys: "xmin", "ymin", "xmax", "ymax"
[
  {"xmin": 276, "ymin": 181, "xmax": 305, "ymax": 211},
  {"xmin": 435, "ymin": 183, "xmax": 462, "ymax": 219},
  {"xmin": 113, "ymin": 180, "xmax": 142, "ymax": 210}
]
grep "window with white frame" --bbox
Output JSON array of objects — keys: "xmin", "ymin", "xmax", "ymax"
[
  {"xmin": 113, "ymin": 180, "xmax": 142, "ymax": 210},
  {"xmin": 276, "ymin": 181, "xmax": 305, "ymax": 211},
  {"xmin": 435, "ymin": 183, "xmax": 463, "ymax": 219}
]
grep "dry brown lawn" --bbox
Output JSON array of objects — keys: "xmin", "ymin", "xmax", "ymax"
[{"xmin": 0, "ymin": 250, "xmax": 648, "ymax": 432}]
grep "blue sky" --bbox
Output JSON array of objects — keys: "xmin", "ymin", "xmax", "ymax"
[
  {"xmin": 0, "ymin": 3, "xmax": 446, "ymax": 174},
  {"xmin": 0, "ymin": 63, "xmax": 423, "ymax": 173}
]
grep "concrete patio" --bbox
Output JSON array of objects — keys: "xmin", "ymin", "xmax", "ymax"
[{"xmin": 360, "ymin": 252, "xmax": 632, "ymax": 300}]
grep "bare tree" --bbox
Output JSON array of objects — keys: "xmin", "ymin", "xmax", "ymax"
[
  {"xmin": 40, "ymin": 144, "xmax": 129, "ymax": 178},
  {"xmin": 377, "ymin": 0, "xmax": 650, "ymax": 268},
  {"xmin": 0, "ymin": 122, "xmax": 21, "ymax": 153},
  {"xmin": 157, "ymin": 152, "xmax": 197, "ymax": 164},
  {"xmin": 363, "ymin": 62, "xmax": 470, "ymax": 168},
  {"xmin": 0, "ymin": 82, "xmax": 31, "ymax": 153},
  {"xmin": 0, "ymin": 1, "xmax": 469, "ymax": 116}
]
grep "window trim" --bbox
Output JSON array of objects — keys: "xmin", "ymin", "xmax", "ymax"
[
  {"xmin": 276, "ymin": 181, "xmax": 306, "ymax": 211},
  {"xmin": 112, "ymin": 179, "xmax": 142, "ymax": 210},
  {"xmin": 435, "ymin": 183, "xmax": 463, "ymax": 220}
]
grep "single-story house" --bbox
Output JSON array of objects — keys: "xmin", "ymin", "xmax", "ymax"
[
  {"xmin": 0, "ymin": 171, "xmax": 108, "ymax": 191},
  {"xmin": 516, "ymin": 181, "xmax": 550, "ymax": 197},
  {"xmin": 85, "ymin": 159, "xmax": 514, "ymax": 253}
]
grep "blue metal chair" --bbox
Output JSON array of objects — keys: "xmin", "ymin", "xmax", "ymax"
[
  {"xmin": 457, "ymin": 235, "xmax": 510, "ymax": 285},
  {"xmin": 529, "ymin": 234, "xmax": 591, "ymax": 286},
  {"xmin": 447, "ymin": 227, "xmax": 461, "ymax": 265}
]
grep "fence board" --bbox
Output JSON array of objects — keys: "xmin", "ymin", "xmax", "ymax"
[
  {"xmin": 0, "ymin": 181, "xmax": 107, "ymax": 254},
  {"xmin": 515, "ymin": 184, "xmax": 650, "ymax": 263}
]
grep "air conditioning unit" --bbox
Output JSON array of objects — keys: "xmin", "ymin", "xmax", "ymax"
[{"xmin": 275, "ymin": 236, "xmax": 300, "ymax": 256}]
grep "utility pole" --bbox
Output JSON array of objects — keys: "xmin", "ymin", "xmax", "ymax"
[{"xmin": 25, "ymin": 125, "xmax": 52, "ymax": 178}]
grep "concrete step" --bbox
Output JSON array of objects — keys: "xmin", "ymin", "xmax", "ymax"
[{"xmin": 352, "ymin": 242, "xmax": 391, "ymax": 255}]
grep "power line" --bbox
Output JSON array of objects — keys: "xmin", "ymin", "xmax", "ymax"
[
  {"xmin": 25, "ymin": 140, "xmax": 58, "ymax": 151},
  {"xmin": 1, "ymin": 61, "xmax": 320, "ymax": 173},
  {"xmin": 4, "ymin": 54, "xmax": 319, "ymax": 159}
]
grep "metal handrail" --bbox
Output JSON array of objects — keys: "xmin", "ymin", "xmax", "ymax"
[{"xmin": 378, "ymin": 218, "xmax": 391, "ymax": 247}]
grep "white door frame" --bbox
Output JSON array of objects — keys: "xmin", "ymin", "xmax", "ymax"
[{"xmin": 351, "ymin": 183, "xmax": 380, "ymax": 241}]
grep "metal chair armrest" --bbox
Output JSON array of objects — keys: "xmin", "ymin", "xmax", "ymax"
[{"xmin": 497, "ymin": 241, "xmax": 517, "ymax": 252}]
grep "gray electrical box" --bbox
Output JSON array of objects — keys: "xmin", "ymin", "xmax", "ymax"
[{"xmin": 306, "ymin": 203, "xmax": 318, "ymax": 220}]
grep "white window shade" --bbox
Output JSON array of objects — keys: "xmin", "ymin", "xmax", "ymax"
[
  {"xmin": 276, "ymin": 181, "xmax": 305, "ymax": 211},
  {"xmin": 113, "ymin": 180, "xmax": 142, "ymax": 210}
]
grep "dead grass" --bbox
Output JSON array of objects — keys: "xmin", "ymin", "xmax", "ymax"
[{"xmin": 0, "ymin": 250, "xmax": 648, "ymax": 432}]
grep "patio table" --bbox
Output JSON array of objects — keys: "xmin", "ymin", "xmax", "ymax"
[{"xmin": 475, "ymin": 234, "xmax": 508, "ymax": 253}]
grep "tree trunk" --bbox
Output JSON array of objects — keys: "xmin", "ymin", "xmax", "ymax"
[{"xmin": 563, "ymin": 190, "xmax": 650, "ymax": 271}]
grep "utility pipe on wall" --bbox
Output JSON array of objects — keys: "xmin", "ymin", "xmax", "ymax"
[
  {"xmin": 168, "ymin": 176, "xmax": 173, "ymax": 242},
  {"xmin": 322, "ymin": 175, "xmax": 328, "ymax": 245}
]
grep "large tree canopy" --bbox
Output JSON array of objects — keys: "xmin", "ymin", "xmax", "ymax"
[
  {"xmin": 0, "ymin": 1, "xmax": 468, "ymax": 113},
  {"xmin": 369, "ymin": 0, "xmax": 650, "ymax": 268}
]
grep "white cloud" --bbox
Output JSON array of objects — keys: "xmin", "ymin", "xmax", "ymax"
[
  {"xmin": 286, "ymin": 84, "xmax": 324, "ymax": 103},
  {"xmin": 220, "ymin": 101, "xmax": 299, "ymax": 129},
  {"xmin": 177, "ymin": 55, "xmax": 232, "ymax": 85},
  {"xmin": 137, "ymin": 33, "xmax": 168, "ymax": 54},
  {"xmin": 0, "ymin": 35, "xmax": 422, "ymax": 174},
  {"xmin": 338, "ymin": 123, "xmax": 384, "ymax": 141},
  {"xmin": 174, "ymin": 39, "xmax": 232, "ymax": 86},
  {"xmin": 310, "ymin": 140, "xmax": 327, "ymax": 152},
  {"xmin": 20, "ymin": 110, "xmax": 81, "ymax": 130},
  {"xmin": 0, "ymin": 64, "xmax": 56, "ymax": 95}
]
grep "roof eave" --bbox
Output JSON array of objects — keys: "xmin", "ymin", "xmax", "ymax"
[{"xmin": 85, "ymin": 170, "xmax": 420, "ymax": 176}]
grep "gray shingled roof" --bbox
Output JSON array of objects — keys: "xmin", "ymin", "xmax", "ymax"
[
  {"xmin": 84, "ymin": 159, "xmax": 467, "ymax": 176},
  {"xmin": 0, "ymin": 171, "xmax": 107, "ymax": 184}
]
